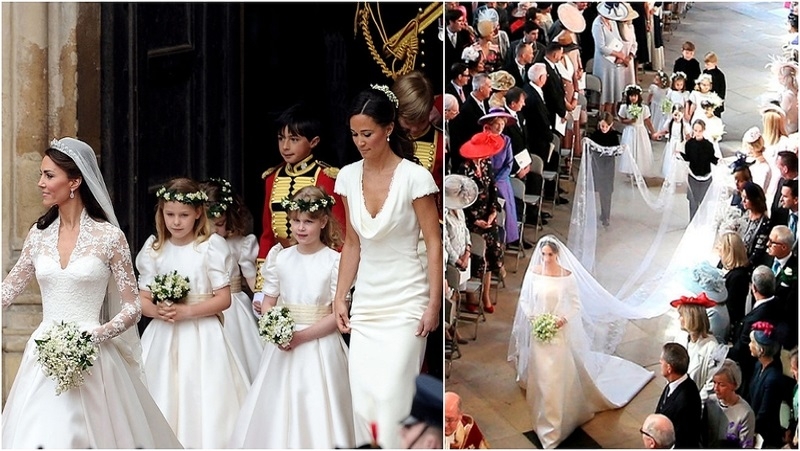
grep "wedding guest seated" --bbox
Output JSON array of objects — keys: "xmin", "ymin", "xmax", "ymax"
[
  {"xmin": 399, "ymin": 374, "xmax": 444, "ymax": 449},
  {"xmin": 702, "ymin": 359, "xmax": 756, "ymax": 448},
  {"xmin": 745, "ymin": 322, "xmax": 785, "ymax": 449},
  {"xmin": 655, "ymin": 342, "xmax": 702, "ymax": 448},
  {"xmin": 715, "ymin": 232, "xmax": 752, "ymax": 340},
  {"xmin": 728, "ymin": 266, "xmax": 784, "ymax": 396},
  {"xmin": 670, "ymin": 294, "xmax": 728, "ymax": 402},
  {"xmin": 640, "ymin": 414, "xmax": 676, "ymax": 449},
  {"xmin": 445, "ymin": 391, "xmax": 489, "ymax": 449}
]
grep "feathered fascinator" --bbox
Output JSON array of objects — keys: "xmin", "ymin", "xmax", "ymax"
[{"xmin": 729, "ymin": 153, "xmax": 755, "ymax": 174}]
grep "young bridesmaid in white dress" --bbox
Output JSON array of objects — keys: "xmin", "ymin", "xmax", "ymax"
[
  {"xmin": 618, "ymin": 85, "xmax": 658, "ymax": 177},
  {"xmin": 136, "ymin": 177, "xmax": 250, "ymax": 449},
  {"xmin": 231, "ymin": 186, "xmax": 360, "ymax": 449},
  {"xmin": 654, "ymin": 104, "xmax": 691, "ymax": 184},
  {"xmin": 201, "ymin": 177, "xmax": 263, "ymax": 380}
]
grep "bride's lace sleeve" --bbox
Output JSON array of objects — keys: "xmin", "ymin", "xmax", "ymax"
[
  {"xmin": 2, "ymin": 226, "xmax": 39, "ymax": 308},
  {"xmin": 90, "ymin": 228, "xmax": 142, "ymax": 343}
]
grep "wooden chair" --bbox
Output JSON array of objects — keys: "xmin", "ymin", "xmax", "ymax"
[{"xmin": 457, "ymin": 233, "xmax": 487, "ymax": 340}]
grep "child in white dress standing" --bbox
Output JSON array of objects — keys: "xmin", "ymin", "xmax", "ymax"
[
  {"xmin": 137, "ymin": 177, "xmax": 250, "ymax": 449},
  {"xmin": 648, "ymin": 70, "xmax": 671, "ymax": 132},
  {"xmin": 230, "ymin": 186, "xmax": 361, "ymax": 449},
  {"xmin": 698, "ymin": 97, "xmax": 726, "ymax": 159},
  {"xmin": 666, "ymin": 72, "xmax": 691, "ymax": 114},
  {"xmin": 654, "ymin": 104, "xmax": 691, "ymax": 184},
  {"xmin": 618, "ymin": 85, "xmax": 657, "ymax": 177},
  {"xmin": 686, "ymin": 73, "xmax": 721, "ymax": 127},
  {"xmin": 201, "ymin": 177, "xmax": 264, "ymax": 380}
]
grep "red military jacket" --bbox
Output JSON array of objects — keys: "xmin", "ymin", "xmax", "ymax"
[{"xmin": 257, "ymin": 154, "xmax": 345, "ymax": 258}]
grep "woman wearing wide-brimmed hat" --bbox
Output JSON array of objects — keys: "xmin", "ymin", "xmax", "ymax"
[
  {"xmin": 592, "ymin": 2, "xmax": 629, "ymax": 114},
  {"xmin": 444, "ymin": 174, "xmax": 478, "ymax": 278},
  {"xmin": 455, "ymin": 130, "xmax": 506, "ymax": 313},
  {"xmin": 480, "ymin": 107, "xmax": 520, "ymax": 248}
]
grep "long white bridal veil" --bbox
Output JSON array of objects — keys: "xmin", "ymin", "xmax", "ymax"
[
  {"xmin": 49, "ymin": 138, "xmax": 146, "ymax": 381},
  {"xmin": 508, "ymin": 234, "xmax": 661, "ymax": 386},
  {"xmin": 567, "ymin": 137, "xmax": 736, "ymax": 326}
]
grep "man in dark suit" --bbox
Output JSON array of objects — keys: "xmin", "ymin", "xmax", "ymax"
[
  {"xmin": 770, "ymin": 179, "xmax": 798, "ymax": 239},
  {"xmin": 445, "ymin": 62, "xmax": 472, "ymax": 109},
  {"xmin": 767, "ymin": 225, "xmax": 797, "ymax": 349},
  {"xmin": 770, "ymin": 151, "xmax": 798, "ymax": 212},
  {"xmin": 522, "ymin": 61, "xmax": 564, "ymax": 203},
  {"xmin": 445, "ymin": 9, "xmax": 474, "ymax": 71},
  {"xmin": 509, "ymin": 21, "xmax": 547, "ymax": 64},
  {"xmin": 540, "ymin": 42, "xmax": 567, "ymax": 122},
  {"xmin": 727, "ymin": 266, "xmax": 786, "ymax": 396},
  {"xmin": 655, "ymin": 342, "xmax": 701, "ymax": 449},
  {"xmin": 503, "ymin": 42, "xmax": 534, "ymax": 89},
  {"xmin": 449, "ymin": 72, "xmax": 491, "ymax": 170}
]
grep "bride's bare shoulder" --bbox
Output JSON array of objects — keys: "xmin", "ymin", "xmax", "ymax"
[{"xmin": 530, "ymin": 265, "xmax": 544, "ymax": 275}]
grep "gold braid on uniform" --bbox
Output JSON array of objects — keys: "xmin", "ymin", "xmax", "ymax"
[{"xmin": 354, "ymin": 2, "xmax": 442, "ymax": 80}]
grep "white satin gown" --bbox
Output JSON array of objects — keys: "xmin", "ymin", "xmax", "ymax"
[
  {"xmin": 509, "ymin": 272, "xmax": 654, "ymax": 449},
  {"xmin": 230, "ymin": 244, "xmax": 359, "ymax": 448},
  {"xmin": 137, "ymin": 234, "xmax": 250, "ymax": 449},
  {"xmin": 334, "ymin": 159, "xmax": 439, "ymax": 449},
  {"xmin": 1, "ymin": 212, "xmax": 182, "ymax": 449},
  {"xmin": 221, "ymin": 233, "xmax": 264, "ymax": 380}
]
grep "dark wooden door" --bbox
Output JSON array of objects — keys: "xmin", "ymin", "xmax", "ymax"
[{"xmin": 101, "ymin": 2, "xmax": 242, "ymax": 251}]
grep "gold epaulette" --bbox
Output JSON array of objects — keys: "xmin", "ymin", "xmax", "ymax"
[
  {"xmin": 322, "ymin": 167, "xmax": 340, "ymax": 179},
  {"xmin": 261, "ymin": 165, "xmax": 282, "ymax": 180}
]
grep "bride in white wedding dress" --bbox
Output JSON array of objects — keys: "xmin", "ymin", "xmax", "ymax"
[
  {"xmin": 508, "ymin": 235, "xmax": 654, "ymax": 449},
  {"xmin": 1, "ymin": 138, "xmax": 181, "ymax": 448}
]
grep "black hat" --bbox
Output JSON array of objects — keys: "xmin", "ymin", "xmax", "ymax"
[{"xmin": 400, "ymin": 374, "xmax": 443, "ymax": 430}]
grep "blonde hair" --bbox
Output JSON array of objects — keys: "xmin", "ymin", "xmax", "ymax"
[
  {"xmin": 287, "ymin": 186, "xmax": 343, "ymax": 250},
  {"xmin": 392, "ymin": 71, "xmax": 434, "ymax": 127},
  {"xmin": 717, "ymin": 232, "xmax": 749, "ymax": 270},
  {"xmin": 152, "ymin": 177, "xmax": 211, "ymax": 251},
  {"xmin": 762, "ymin": 111, "xmax": 789, "ymax": 146},
  {"xmin": 600, "ymin": 112, "xmax": 615, "ymax": 126},
  {"xmin": 682, "ymin": 41, "xmax": 696, "ymax": 51},
  {"xmin": 704, "ymin": 52, "xmax": 718, "ymax": 64},
  {"xmin": 678, "ymin": 304, "xmax": 711, "ymax": 341},
  {"xmin": 745, "ymin": 136, "xmax": 765, "ymax": 157}
]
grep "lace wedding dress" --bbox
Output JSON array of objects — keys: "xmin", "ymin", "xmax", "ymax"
[{"xmin": 1, "ymin": 211, "xmax": 182, "ymax": 449}]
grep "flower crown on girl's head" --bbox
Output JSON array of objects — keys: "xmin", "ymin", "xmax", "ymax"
[
  {"xmin": 206, "ymin": 178, "xmax": 234, "ymax": 218},
  {"xmin": 624, "ymin": 84, "xmax": 643, "ymax": 95},
  {"xmin": 156, "ymin": 186, "xmax": 208, "ymax": 206},
  {"xmin": 280, "ymin": 194, "xmax": 336, "ymax": 213},
  {"xmin": 370, "ymin": 84, "xmax": 399, "ymax": 108},
  {"xmin": 700, "ymin": 93, "xmax": 724, "ymax": 109},
  {"xmin": 670, "ymin": 71, "xmax": 687, "ymax": 82},
  {"xmin": 694, "ymin": 73, "xmax": 714, "ymax": 90},
  {"xmin": 655, "ymin": 70, "xmax": 669, "ymax": 87}
]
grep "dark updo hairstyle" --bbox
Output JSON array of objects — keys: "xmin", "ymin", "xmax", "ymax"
[
  {"xmin": 348, "ymin": 87, "xmax": 419, "ymax": 164},
  {"xmin": 742, "ymin": 181, "xmax": 768, "ymax": 215},
  {"xmin": 36, "ymin": 147, "xmax": 108, "ymax": 230}
]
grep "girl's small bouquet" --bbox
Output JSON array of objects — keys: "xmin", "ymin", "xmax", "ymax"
[
  {"xmin": 627, "ymin": 104, "xmax": 644, "ymax": 120},
  {"xmin": 35, "ymin": 321, "xmax": 98, "ymax": 395},
  {"xmin": 258, "ymin": 306, "xmax": 295, "ymax": 346},
  {"xmin": 660, "ymin": 97, "xmax": 674, "ymax": 115},
  {"xmin": 530, "ymin": 313, "xmax": 559, "ymax": 343},
  {"xmin": 148, "ymin": 270, "xmax": 190, "ymax": 305}
]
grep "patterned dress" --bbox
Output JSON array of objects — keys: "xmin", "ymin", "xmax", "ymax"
[{"xmin": 456, "ymin": 158, "xmax": 504, "ymax": 274}]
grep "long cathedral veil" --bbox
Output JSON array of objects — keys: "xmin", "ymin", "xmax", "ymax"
[
  {"xmin": 567, "ymin": 137, "xmax": 738, "ymax": 325},
  {"xmin": 49, "ymin": 138, "xmax": 145, "ymax": 382},
  {"xmin": 508, "ymin": 234, "xmax": 666, "ymax": 388}
]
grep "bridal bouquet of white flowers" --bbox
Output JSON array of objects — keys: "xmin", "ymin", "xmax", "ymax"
[
  {"xmin": 148, "ymin": 270, "xmax": 190, "ymax": 305},
  {"xmin": 627, "ymin": 104, "xmax": 644, "ymax": 120},
  {"xmin": 258, "ymin": 306, "xmax": 295, "ymax": 346},
  {"xmin": 531, "ymin": 313, "xmax": 559, "ymax": 343},
  {"xmin": 35, "ymin": 321, "xmax": 98, "ymax": 395}
]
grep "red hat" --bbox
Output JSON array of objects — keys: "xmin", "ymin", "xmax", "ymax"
[
  {"xmin": 459, "ymin": 131, "xmax": 505, "ymax": 160},
  {"xmin": 669, "ymin": 292, "xmax": 717, "ymax": 309}
]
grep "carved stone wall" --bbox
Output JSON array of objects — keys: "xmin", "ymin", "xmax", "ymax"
[{"xmin": 2, "ymin": 2, "xmax": 100, "ymax": 404}]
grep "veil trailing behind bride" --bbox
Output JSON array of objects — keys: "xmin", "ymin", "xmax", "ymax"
[{"xmin": 507, "ymin": 235, "xmax": 654, "ymax": 449}]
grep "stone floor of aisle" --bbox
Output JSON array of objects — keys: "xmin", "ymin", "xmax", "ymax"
[{"xmin": 445, "ymin": 2, "xmax": 793, "ymax": 448}]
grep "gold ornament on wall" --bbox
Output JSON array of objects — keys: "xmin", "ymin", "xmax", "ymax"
[{"xmin": 354, "ymin": 2, "xmax": 442, "ymax": 80}]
